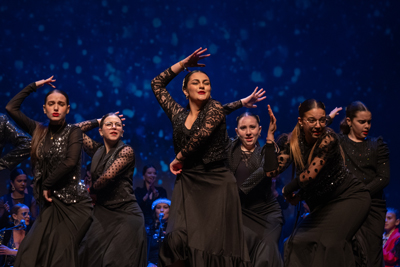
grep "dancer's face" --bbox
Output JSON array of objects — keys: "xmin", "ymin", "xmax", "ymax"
[
  {"xmin": 235, "ymin": 116, "xmax": 261, "ymax": 151},
  {"xmin": 43, "ymin": 92, "xmax": 70, "ymax": 124},
  {"xmin": 183, "ymin": 72, "xmax": 211, "ymax": 102},
  {"xmin": 12, "ymin": 207, "xmax": 30, "ymax": 226},
  {"xmin": 385, "ymin": 212, "xmax": 400, "ymax": 232},
  {"xmin": 11, "ymin": 174, "xmax": 27, "ymax": 193},
  {"xmin": 99, "ymin": 115, "xmax": 124, "ymax": 142},
  {"xmin": 347, "ymin": 111, "xmax": 371, "ymax": 141},
  {"xmin": 143, "ymin": 167, "xmax": 157, "ymax": 185},
  {"xmin": 155, "ymin": 203, "xmax": 170, "ymax": 221},
  {"xmin": 299, "ymin": 108, "xmax": 327, "ymax": 144}
]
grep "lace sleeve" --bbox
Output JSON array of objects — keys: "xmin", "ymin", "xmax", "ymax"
[
  {"xmin": 297, "ymin": 131, "xmax": 337, "ymax": 187},
  {"xmin": 180, "ymin": 100, "xmax": 225, "ymax": 159},
  {"xmin": 75, "ymin": 119, "xmax": 99, "ymax": 133},
  {"xmin": 92, "ymin": 146, "xmax": 135, "ymax": 190},
  {"xmin": 151, "ymin": 67, "xmax": 185, "ymax": 121},
  {"xmin": 264, "ymin": 135, "xmax": 292, "ymax": 178},
  {"xmin": 366, "ymin": 137, "xmax": 390, "ymax": 196},
  {"xmin": 82, "ymin": 133, "xmax": 102, "ymax": 158},
  {"xmin": 223, "ymin": 100, "xmax": 243, "ymax": 115}
]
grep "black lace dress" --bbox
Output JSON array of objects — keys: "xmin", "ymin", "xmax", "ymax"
[
  {"xmin": 151, "ymin": 68, "xmax": 250, "ymax": 267},
  {"xmin": 227, "ymin": 138, "xmax": 283, "ymax": 267},
  {"xmin": 264, "ymin": 128, "xmax": 371, "ymax": 267},
  {"xmin": 77, "ymin": 120, "xmax": 147, "ymax": 267},
  {"xmin": 6, "ymin": 83, "xmax": 92, "ymax": 267},
  {"xmin": 339, "ymin": 134, "xmax": 390, "ymax": 267}
]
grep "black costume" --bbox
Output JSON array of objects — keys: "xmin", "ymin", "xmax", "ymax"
[
  {"xmin": 6, "ymin": 83, "xmax": 92, "ymax": 267},
  {"xmin": 227, "ymin": 137, "xmax": 283, "ymax": 267},
  {"xmin": 0, "ymin": 113, "xmax": 31, "ymax": 171},
  {"xmin": 77, "ymin": 120, "xmax": 147, "ymax": 267},
  {"xmin": 339, "ymin": 134, "xmax": 390, "ymax": 267},
  {"xmin": 264, "ymin": 128, "xmax": 370, "ymax": 267},
  {"xmin": 135, "ymin": 184, "xmax": 167, "ymax": 225},
  {"xmin": 151, "ymin": 68, "xmax": 250, "ymax": 266}
]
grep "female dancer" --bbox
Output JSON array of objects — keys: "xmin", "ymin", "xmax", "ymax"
[
  {"xmin": 77, "ymin": 113, "xmax": 147, "ymax": 267},
  {"xmin": 5, "ymin": 76, "xmax": 92, "ymax": 267},
  {"xmin": 151, "ymin": 47, "xmax": 264, "ymax": 266},
  {"xmin": 0, "ymin": 204, "xmax": 30, "ymax": 267},
  {"xmin": 264, "ymin": 100, "xmax": 370, "ymax": 267},
  {"xmin": 226, "ymin": 112, "xmax": 283, "ymax": 267},
  {"xmin": 135, "ymin": 165, "xmax": 168, "ymax": 225},
  {"xmin": 328, "ymin": 101, "xmax": 390, "ymax": 266}
]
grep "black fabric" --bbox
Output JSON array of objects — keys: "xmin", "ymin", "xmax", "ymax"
[
  {"xmin": 227, "ymin": 138, "xmax": 283, "ymax": 267},
  {"xmin": 0, "ymin": 113, "xmax": 31, "ymax": 171},
  {"xmin": 152, "ymin": 68, "xmax": 250, "ymax": 266}
]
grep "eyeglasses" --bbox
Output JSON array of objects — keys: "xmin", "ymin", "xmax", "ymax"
[
  {"xmin": 104, "ymin": 122, "xmax": 122, "ymax": 128},
  {"xmin": 305, "ymin": 117, "xmax": 327, "ymax": 126},
  {"xmin": 21, "ymin": 212, "xmax": 30, "ymax": 217}
]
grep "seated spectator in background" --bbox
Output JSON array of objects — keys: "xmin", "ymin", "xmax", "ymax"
[
  {"xmin": 383, "ymin": 208, "xmax": 400, "ymax": 267},
  {"xmin": 146, "ymin": 198, "xmax": 170, "ymax": 267},
  {"xmin": 135, "ymin": 165, "xmax": 167, "ymax": 225},
  {"xmin": 0, "ymin": 203, "xmax": 31, "ymax": 267},
  {"xmin": 0, "ymin": 169, "xmax": 37, "ymax": 229}
]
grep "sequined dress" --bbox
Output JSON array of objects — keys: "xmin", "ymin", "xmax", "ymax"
[
  {"xmin": 77, "ymin": 120, "xmax": 147, "ymax": 267},
  {"xmin": 6, "ymin": 83, "xmax": 92, "ymax": 267},
  {"xmin": 264, "ymin": 128, "xmax": 371, "ymax": 267},
  {"xmin": 339, "ymin": 134, "xmax": 390, "ymax": 267},
  {"xmin": 151, "ymin": 68, "xmax": 250, "ymax": 267}
]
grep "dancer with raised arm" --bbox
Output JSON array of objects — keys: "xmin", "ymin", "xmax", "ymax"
[
  {"xmin": 264, "ymin": 100, "xmax": 370, "ymax": 267},
  {"xmin": 77, "ymin": 113, "xmax": 146, "ymax": 267},
  {"xmin": 151, "ymin": 47, "xmax": 257, "ymax": 266},
  {"xmin": 327, "ymin": 101, "xmax": 390, "ymax": 266},
  {"xmin": 6, "ymin": 77, "xmax": 92, "ymax": 267}
]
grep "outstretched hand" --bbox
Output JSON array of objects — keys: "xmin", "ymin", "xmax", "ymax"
[
  {"xmin": 35, "ymin": 76, "xmax": 56, "ymax": 89},
  {"xmin": 181, "ymin": 47, "xmax": 211, "ymax": 68},
  {"xmin": 328, "ymin": 107, "xmax": 343, "ymax": 120},
  {"xmin": 241, "ymin": 87, "xmax": 266, "ymax": 108},
  {"xmin": 267, "ymin": 105, "xmax": 277, "ymax": 141}
]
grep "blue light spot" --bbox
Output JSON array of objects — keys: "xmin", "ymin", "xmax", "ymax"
[
  {"xmin": 294, "ymin": 68, "xmax": 301, "ymax": 76},
  {"xmin": 160, "ymin": 161, "xmax": 168, "ymax": 172},
  {"xmin": 101, "ymin": 0, "xmax": 107, "ymax": 7},
  {"xmin": 153, "ymin": 56, "xmax": 161, "ymax": 64},
  {"xmin": 123, "ymin": 109, "xmax": 135, "ymax": 118},
  {"xmin": 108, "ymin": 47, "xmax": 114, "ymax": 54},
  {"xmin": 14, "ymin": 60, "xmax": 23, "ymax": 70},
  {"xmin": 291, "ymin": 76, "xmax": 298, "ymax": 83},
  {"xmin": 153, "ymin": 18, "xmax": 162, "ymax": 28},
  {"xmin": 96, "ymin": 90, "xmax": 103, "ymax": 98},
  {"xmin": 336, "ymin": 68, "xmax": 342, "ymax": 76},
  {"xmin": 71, "ymin": 103, "xmax": 77, "ymax": 109},
  {"xmin": 251, "ymin": 71, "xmax": 264, "ymax": 82},
  {"xmin": 77, "ymin": 39, "xmax": 82, "ymax": 45},
  {"xmin": 116, "ymin": 100, "xmax": 121, "ymax": 106},
  {"xmin": 171, "ymin": 32, "xmax": 178, "ymax": 46},
  {"xmin": 209, "ymin": 43, "xmax": 218, "ymax": 54},
  {"xmin": 159, "ymin": 130, "xmax": 163, "ymax": 138},
  {"xmin": 186, "ymin": 19, "xmax": 194, "ymax": 28},
  {"xmin": 76, "ymin": 66, "xmax": 82, "ymax": 74},
  {"xmin": 50, "ymin": 64, "xmax": 55, "ymax": 70},
  {"xmin": 158, "ymin": 179, "xmax": 163, "ymax": 185},
  {"xmin": 198, "ymin": 16, "xmax": 207, "ymax": 25},
  {"xmin": 38, "ymin": 25, "xmax": 45, "ymax": 31},
  {"xmin": 273, "ymin": 66, "xmax": 283, "ymax": 77},
  {"xmin": 62, "ymin": 62, "xmax": 69, "ymax": 69},
  {"xmin": 258, "ymin": 21, "xmax": 266, "ymax": 27},
  {"xmin": 294, "ymin": 29, "xmax": 300, "ymax": 35},
  {"xmin": 122, "ymin": 6, "xmax": 128, "ymax": 13},
  {"xmin": 326, "ymin": 92, "xmax": 332, "ymax": 99},
  {"xmin": 82, "ymin": 50, "xmax": 87, "ymax": 55},
  {"xmin": 273, "ymin": 106, "xmax": 279, "ymax": 113},
  {"xmin": 240, "ymin": 29, "xmax": 248, "ymax": 40}
]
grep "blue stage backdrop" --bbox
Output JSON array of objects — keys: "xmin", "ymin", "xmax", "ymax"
[{"xmin": 0, "ymin": 0, "xmax": 398, "ymax": 214}]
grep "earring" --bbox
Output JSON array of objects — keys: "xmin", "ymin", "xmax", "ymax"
[
  {"xmin": 186, "ymin": 95, "xmax": 189, "ymax": 99},
  {"xmin": 11, "ymin": 185, "xmax": 15, "ymax": 191}
]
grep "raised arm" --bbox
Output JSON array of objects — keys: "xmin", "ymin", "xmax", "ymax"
[
  {"xmin": 0, "ymin": 115, "xmax": 31, "ymax": 171},
  {"xmin": 75, "ymin": 119, "xmax": 103, "ymax": 157},
  {"xmin": 92, "ymin": 146, "xmax": 135, "ymax": 190},
  {"xmin": 366, "ymin": 137, "xmax": 390, "ymax": 196},
  {"xmin": 223, "ymin": 87, "xmax": 266, "ymax": 115}
]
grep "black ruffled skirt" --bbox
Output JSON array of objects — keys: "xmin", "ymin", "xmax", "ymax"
[
  {"xmin": 158, "ymin": 164, "xmax": 250, "ymax": 267},
  {"xmin": 79, "ymin": 201, "xmax": 147, "ymax": 267},
  {"xmin": 14, "ymin": 197, "xmax": 92, "ymax": 267}
]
